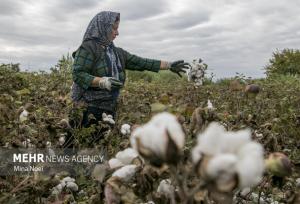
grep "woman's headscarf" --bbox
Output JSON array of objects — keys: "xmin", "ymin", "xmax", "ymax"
[{"xmin": 83, "ymin": 11, "xmax": 120, "ymax": 46}]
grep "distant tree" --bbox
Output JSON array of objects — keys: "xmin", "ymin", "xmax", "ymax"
[
  {"xmin": 50, "ymin": 54, "xmax": 73, "ymax": 92},
  {"xmin": 0, "ymin": 63, "xmax": 20, "ymax": 72},
  {"xmin": 265, "ymin": 49, "xmax": 300, "ymax": 76}
]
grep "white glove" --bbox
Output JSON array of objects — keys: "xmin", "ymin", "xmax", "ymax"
[
  {"xmin": 98, "ymin": 77, "xmax": 123, "ymax": 91},
  {"xmin": 98, "ymin": 77, "xmax": 112, "ymax": 91}
]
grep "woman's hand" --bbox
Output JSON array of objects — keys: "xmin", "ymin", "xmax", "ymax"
[
  {"xmin": 169, "ymin": 60, "xmax": 190, "ymax": 77},
  {"xmin": 98, "ymin": 77, "xmax": 123, "ymax": 91},
  {"xmin": 161, "ymin": 60, "xmax": 190, "ymax": 77}
]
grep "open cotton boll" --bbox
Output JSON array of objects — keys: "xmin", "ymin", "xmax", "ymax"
[
  {"xmin": 207, "ymin": 99, "xmax": 214, "ymax": 110},
  {"xmin": 237, "ymin": 141, "xmax": 264, "ymax": 159},
  {"xmin": 206, "ymin": 154, "xmax": 239, "ymax": 192},
  {"xmin": 150, "ymin": 112, "xmax": 185, "ymax": 150},
  {"xmin": 55, "ymin": 183, "xmax": 63, "ymax": 192},
  {"xmin": 157, "ymin": 179, "xmax": 175, "ymax": 198},
  {"xmin": 191, "ymin": 145, "xmax": 203, "ymax": 164},
  {"xmin": 19, "ymin": 110, "xmax": 29, "ymax": 122},
  {"xmin": 237, "ymin": 156, "xmax": 264, "ymax": 188},
  {"xmin": 220, "ymin": 129, "xmax": 251, "ymax": 154},
  {"xmin": 46, "ymin": 141, "xmax": 51, "ymax": 148},
  {"xmin": 102, "ymin": 113, "xmax": 115, "ymax": 125},
  {"xmin": 58, "ymin": 135, "xmax": 65, "ymax": 146},
  {"xmin": 236, "ymin": 142, "xmax": 264, "ymax": 188},
  {"xmin": 131, "ymin": 123, "xmax": 168, "ymax": 159},
  {"xmin": 121, "ymin": 124, "xmax": 131, "ymax": 135},
  {"xmin": 112, "ymin": 165, "xmax": 138, "ymax": 182},
  {"xmin": 115, "ymin": 148, "xmax": 139, "ymax": 165},
  {"xmin": 66, "ymin": 181, "xmax": 78, "ymax": 192},
  {"xmin": 62, "ymin": 176, "xmax": 75, "ymax": 183},
  {"xmin": 109, "ymin": 158, "xmax": 124, "ymax": 169},
  {"xmin": 206, "ymin": 154, "xmax": 238, "ymax": 178},
  {"xmin": 196, "ymin": 122, "xmax": 227, "ymax": 155},
  {"xmin": 60, "ymin": 181, "xmax": 66, "ymax": 188}
]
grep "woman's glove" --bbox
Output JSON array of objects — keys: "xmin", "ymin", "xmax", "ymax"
[
  {"xmin": 168, "ymin": 60, "xmax": 190, "ymax": 77},
  {"xmin": 98, "ymin": 77, "xmax": 123, "ymax": 91}
]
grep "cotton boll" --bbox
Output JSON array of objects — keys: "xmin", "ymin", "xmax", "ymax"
[
  {"xmin": 112, "ymin": 165, "xmax": 138, "ymax": 182},
  {"xmin": 130, "ymin": 112, "xmax": 183, "ymax": 166},
  {"xmin": 102, "ymin": 113, "xmax": 115, "ymax": 125},
  {"xmin": 102, "ymin": 113, "xmax": 107, "ymax": 118},
  {"xmin": 21, "ymin": 140, "xmax": 27, "ymax": 148},
  {"xmin": 206, "ymin": 154, "xmax": 238, "ymax": 178},
  {"xmin": 191, "ymin": 144, "xmax": 203, "ymax": 164},
  {"xmin": 207, "ymin": 100, "xmax": 213, "ymax": 110},
  {"xmin": 109, "ymin": 158, "xmax": 124, "ymax": 169},
  {"xmin": 19, "ymin": 110, "xmax": 29, "ymax": 122},
  {"xmin": 131, "ymin": 123, "xmax": 168, "ymax": 160},
  {"xmin": 62, "ymin": 176, "xmax": 75, "ymax": 183},
  {"xmin": 115, "ymin": 148, "xmax": 139, "ymax": 165},
  {"xmin": 121, "ymin": 124, "xmax": 131, "ymax": 136},
  {"xmin": 220, "ymin": 129, "xmax": 251, "ymax": 154},
  {"xmin": 157, "ymin": 179, "xmax": 175, "ymax": 198},
  {"xmin": 237, "ymin": 142, "xmax": 264, "ymax": 159},
  {"xmin": 206, "ymin": 154, "xmax": 238, "ymax": 192},
  {"xmin": 237, "ymin": 155, "xmax": 264, "ymax": 188},
  {"xmin": 188, "ymin": 59, "xmax": 206, "ymax": 86},
  {"xmin": 108, "ymin": 118, "xmax": 115, "ymax": 124},
  {"xmin": 60, "ymin": 180, "xmax": 66, "ymax": 188},
  {"xmin": 236, "ymin": 142, "xmax": 264, "ymax": 188},
  {"xmin": 196, "ymin": 122, "xmax": 226, "ymax": 155},
  {"xmin": 265, "ymin": 152, "xmax": 292, "ymax": 177},
  {"xmin": 55, "ymin": 183, "xmax": 63, "ymax": 192},
  {"xmin": 66, "ymin": 181, "xmax": 78, "ymax": 192},
  {"xmin": 59, "ymin": 135, "xmax": 65, "ymax": 146},
  {"xmin": 46, "ymin": 141, "xmax": 51, "ymax": 148},
  {"xmin": 150, "ymin": 112, "xmax": 185, "ymax": 150}
]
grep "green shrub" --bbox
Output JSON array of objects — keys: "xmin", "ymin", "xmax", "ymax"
[
  {"xmin": 126, "ymin": 70, "xmax": 187, "ymax": 84},
  {"xmin": 265, "ymin": 49, "xmax": 300, "ymax": 76}
]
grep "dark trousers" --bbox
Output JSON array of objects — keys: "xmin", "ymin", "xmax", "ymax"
[{"xmin": 63, "ymin": 106, "xmax": 115, "ymax": 148}]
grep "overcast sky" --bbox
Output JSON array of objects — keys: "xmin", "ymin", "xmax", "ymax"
[{"xmin": 0, "ymin": 0, "xmax": 299, "ymax": 78}]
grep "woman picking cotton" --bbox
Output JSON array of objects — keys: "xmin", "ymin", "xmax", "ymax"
[{"xmin": 65, "ymin": 11, "xmax": 189, "ymax": 147}]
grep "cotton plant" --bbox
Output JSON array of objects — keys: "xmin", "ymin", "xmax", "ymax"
[
  {"xmin": 130, "ymin": 112, "xmax": 185, "ymax": 167},
  {"xmin": 191, "ymin": 122, "xmax": 265, "ymax": 192},
  {"xmin": 187, "ymin": 58, "xmax": 207, "ymax": 87}
]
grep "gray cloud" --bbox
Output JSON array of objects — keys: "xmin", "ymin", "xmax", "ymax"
[
  {"xmin": 102, "ymin": 0, "xmax": 169, "ymax": 20},
  {"xmin": 0, "ymin": 0, "xmax": 300, "ymax": 78},
  {"xmin": 0, "ymin": 0, "xmax": 24, "ymax": 16}
]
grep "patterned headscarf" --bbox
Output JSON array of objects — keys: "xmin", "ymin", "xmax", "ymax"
[{"xmin": 83, "ymin": 11, "xmax": 120, "ymax": 46}]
